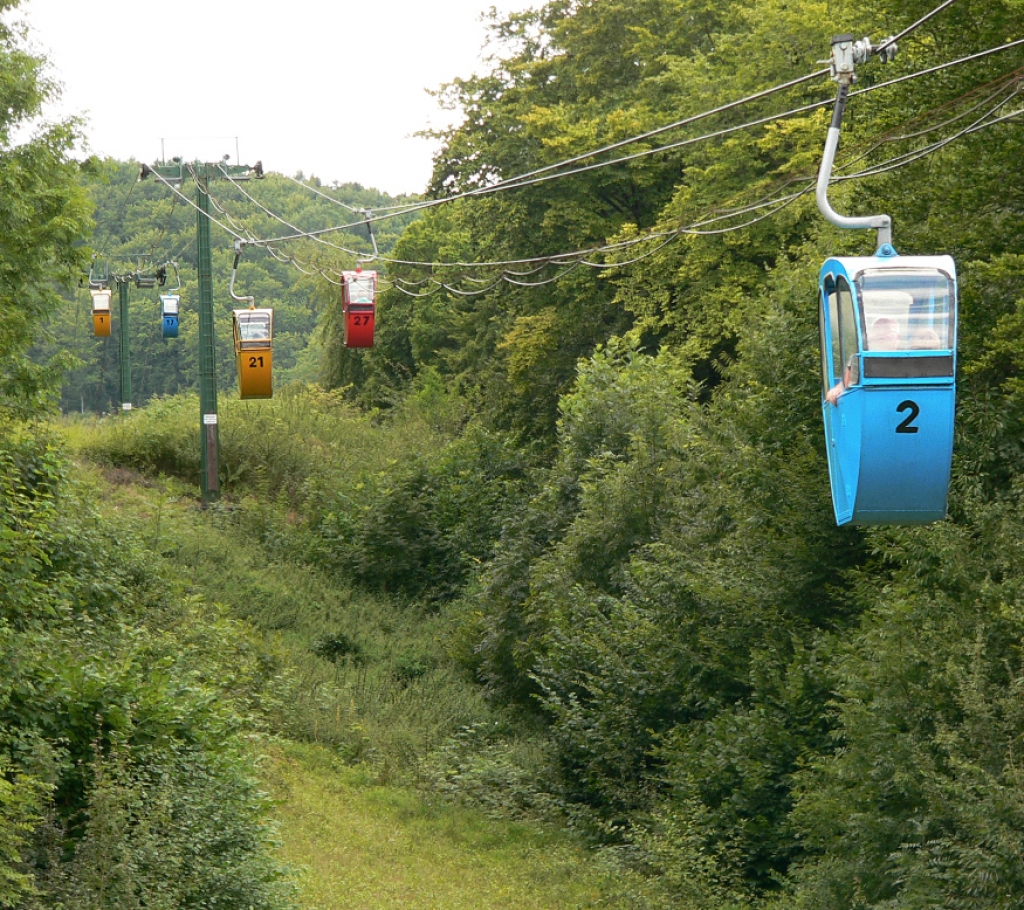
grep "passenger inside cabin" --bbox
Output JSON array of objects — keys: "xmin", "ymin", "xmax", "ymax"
[
  {"xmin": 826, "ymin": 316, "xmax": 903, "ymax": 405},
  {"xmin": 865, "ymin": 316, "xmax": 901, "ymax": 351},
  {"xmin": 908, "ymin": 326, "xmax": 941, "ymax": 350},
  {"xmin": 826, "ymin": 363, "xmax": 852, "ymax": 406},
  {"xmin": 349, "ymin": 279, "xmax": 374, "ymax": 304}
]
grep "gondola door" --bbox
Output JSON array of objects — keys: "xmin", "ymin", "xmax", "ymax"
[{"xmin": 819, "ymin": 272, "xmax": 859, "ymax": 525}]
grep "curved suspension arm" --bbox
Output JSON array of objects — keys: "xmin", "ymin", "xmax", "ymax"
[
  {"xmin": 166, "ymin": 260, "xmax": 182, "ymax": 294},
  {"xmin": 87, "ymin": 255, "xmax": 108, "ymax": 290},
  {"xmin": 229, "ymin": 240, "xmax": 255, "ymax": 308},
  {"xmin": 358, "ymin": 208, "xmax": 379, "ymax": 264}
]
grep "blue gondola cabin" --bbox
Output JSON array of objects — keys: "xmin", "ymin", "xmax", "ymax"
[
  {"xmin": 819, "ymin": 248, "xmax": 957, "ymax": 525},
  {"xmin": 160, "ymin": 294, "xmax": 180, "ymax": 338},
  {"xmin": 232, "ymin": 308, "xmax": 273, "ymax": 399},
  {"xmin": 342, "ymin": 270, "xmax": 377, "ymax": 347},
  {"xmin": 91, "ymin": 288, "xmax": 112, "ymax": 337}
]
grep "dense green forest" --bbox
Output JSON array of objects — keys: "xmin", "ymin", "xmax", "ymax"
[{"xmin": 5, "ymin": 0, "xmax": 1024, "ymax": 906}]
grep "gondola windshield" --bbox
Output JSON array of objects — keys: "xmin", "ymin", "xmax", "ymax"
[
  {"xmin": 857, "ymin": 270, "xmax": 954, "ymax": 351},
  {"xmin": 348, "ymin": 275, "xmax": 375, "ymax": 303},
  {"xmin": 235, "ymin": 310, "xmax": 271, "ymax": 343}
]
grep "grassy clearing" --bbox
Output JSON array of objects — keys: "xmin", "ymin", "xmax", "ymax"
[
  {"xmin": 57, "ymin": 415, "xmax": 637, "ymax": 910},
  {"xmin": 74, "ymin": 457, "xmax": 495, "ymax": 770},
  {"xmin": 265, "ymin": 740, "xmax": 614, "ymax": 910}
]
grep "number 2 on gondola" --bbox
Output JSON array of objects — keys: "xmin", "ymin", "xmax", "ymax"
[{"xmin": 896, "ymin": 400, "xmax": 920, "ymax": 434}]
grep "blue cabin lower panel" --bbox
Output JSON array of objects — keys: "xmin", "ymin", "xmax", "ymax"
[
  {"xmin": 162, "ymin": 316, "xmax": 179, "ymax": 338},
  {"xmin": 827, "ymin": 385, "xmax": 954, "ymax": 525}
]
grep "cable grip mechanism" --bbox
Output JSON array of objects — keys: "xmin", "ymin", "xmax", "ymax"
[{"xmin": 829, "ymin": 33, "xmax": 898, "ymax": 84}]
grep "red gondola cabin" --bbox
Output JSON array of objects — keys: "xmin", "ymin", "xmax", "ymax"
[{"xmin": 342, "ymin": 270, "xmax": 377, "ymax": 347}]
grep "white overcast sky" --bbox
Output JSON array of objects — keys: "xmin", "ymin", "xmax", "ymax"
[{"xmin": 15, "ymin": 0, "xmax": 525, "ymax": 196}]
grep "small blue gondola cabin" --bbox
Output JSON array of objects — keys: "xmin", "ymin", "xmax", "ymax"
[
  {"xmin": 160, "ymin": 294, "xmax": 180, "ymax": 338},
  {"xmin": 818, "ymin": 247, "xmax": 957, "ymax": 525}
]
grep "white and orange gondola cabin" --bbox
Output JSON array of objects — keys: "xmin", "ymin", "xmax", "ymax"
[
  {"xmin": 91, "ymin": 288, "xmax": 112, "ymax": 337},
  {"xmin": 229, "ymin": 241, "xmax": 273, "ymax": 399},
  {"xmin": 232, "ymin": 307, "xmax": 273, "ymax": 399}
]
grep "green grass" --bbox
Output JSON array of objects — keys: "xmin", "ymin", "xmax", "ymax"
[
  {"xmin": 71, "ymin": 458, "xmax": 494, "ymax": 769},
  {"xmin": 67, "ymin": 386, "xmax": 448, "ymax": 506},
  {"xmin": 56, "ymin": 418, "xmax": 637, "ymax": 910},
  {"xmin": 265, "ymin": 740, "xmax": 615, "ymax": 910}
]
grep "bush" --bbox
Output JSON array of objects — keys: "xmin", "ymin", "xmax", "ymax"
[
  {"xmin": 314, "ymin": 423, "xmax": 540, "ymax": 602},
  {"xmin": 0, "ymin": 424, "xmax": 295, "ymax": 908}
]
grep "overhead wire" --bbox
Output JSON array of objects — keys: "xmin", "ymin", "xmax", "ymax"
[
  {"xmin": 428, "ymin": 0, "xmax": 954, "ymax": 300},
  {"xmin": 281, "ymin": 0, "xmax": 979, "ymax": 235},
  {"xmin": 253, "ymin": 66, "xmax": 858, "ymax": 242},
  {"xmin": 137, "ymin": 192, "xmax": 178, "ymax": 270},
  {"xmin": 300, "ymin": 84, "xmax": 842, "ymax": 270},
  {"xmin": 251, "ymin": 35, "xmax": 1024, "ymax": 252},
  {"xmin": 386, "ymin": 88, "xmax": 1024, "ymax": 298},
  {"xmin": 147, "ymin": 166, "xmax": 249, "ymax": 243},
  {"xmin": 165, "ymin": 233, "xmax": 197, "ymax": 267},
  {"xmin": 282, "ymin": 173, "xmax": 362, "ymax": 212},
  {"xmin": 139, "ymin": 8, "xmax": 1019, "ymax": 287},
  {"xmin": 139, "ymin": 1, "xmax": 1019, "ymax": 296},
  {"xmin": 219, "ymin": 164, "xmax": 364, "ymax": 259},
  {"xmin": 92, "ymin": 169, "xmax": 137, "ymax": 266},
  {"xmin": 206, "ymin": 167, "xmax": 364, "ymax": 287},
  {"xmin": 278, "ymin": 69, "xmax": 834, "ymax": 226},
  {"xmin": 838, "ymin": 68, "xmax": 1022, "ymax": 169},
  {"xmin": 691, "ymin": 68, "xmax": 1023, "ymax": 222},
  {"xmin": 838, "ymin": 98, "xmax": 1024, "ymax": 181},
  {"xmin": 876, "ymin": 0, "xmax": 960, "ymax": 56},
  {"xmin": 145, "ymin": 164, "xmax": 353, "ymax": 289},
  {"xmin": 282, "ymin": 174, "xmax": 426, "ymax": 217},
  {"xmin": 142, "ymin": 165, "xmax": 351, "ymax": 292},
  {"xmin": 355, "ymin": 42, "xmax": 1024, "ymax": 275}
]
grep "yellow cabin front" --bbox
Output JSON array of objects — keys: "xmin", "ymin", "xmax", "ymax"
[{"xmin": 232, "ymin": 308, "xmax": 274, "ymax": 399}]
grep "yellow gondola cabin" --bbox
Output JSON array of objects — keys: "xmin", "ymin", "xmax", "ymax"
[
  {"xmin": 232, "ymin": 308, "xmax": 273, "ymax": 399},
  {"xmin": 91, "ymin": 288, "xmax": 112, "ymax": 337}
]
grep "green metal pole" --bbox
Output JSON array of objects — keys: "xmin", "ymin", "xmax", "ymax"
[
  {"xmin": 196, "ymin": 169, "xmax": 220, "ymax": 503},
  {"xmin": 118, "ymin": 279, "xmax": 132, "ymax": 412},
  {"xmin": 141, "ymin": 158, "xmax": 259, "ymax": 503}
]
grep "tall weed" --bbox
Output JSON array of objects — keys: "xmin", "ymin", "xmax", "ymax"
[
  {"xmin": 163, "ymin": 494, "xmax": 497, "ymax": 780},
  {"xmin": 74, "ymin": 384, "xmax": 446, "ymax": 508}
]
